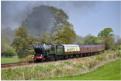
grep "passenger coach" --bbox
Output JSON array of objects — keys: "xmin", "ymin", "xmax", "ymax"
[{"xmin": 33, "ymin": 44, "xmax": 105, "ymax": 62}]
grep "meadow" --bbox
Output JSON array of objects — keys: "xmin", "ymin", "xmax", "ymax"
[
  {"xmin": 1, "ymin": 50, "xmax": 121, "ymax": 80},
  {"xmin": 1, "ymin": 56, "xmax": 19, "ymax": 64},
  {"xmin": 51, "ymin": 58, "xmax": 121, "ymax": 80}
]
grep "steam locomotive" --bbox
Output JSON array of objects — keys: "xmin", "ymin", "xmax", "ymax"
[{"xmin": 33, "ymin": 44, "xmax": 105, "ymax": 62}]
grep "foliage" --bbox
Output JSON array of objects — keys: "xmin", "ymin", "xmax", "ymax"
[
  {"xmin": 49, "ymin": 7, "xmax": 77, "ymax": 44},
  {"xmin": 73, "ymin": 35, "xmax": 84, "ymax": 44},
  {"xmin": 98, "ymin": 28, "xmax": 113, "ymax": 37},
  {"xmin": 50, "ymin": 6, "xmax": 68, "ymax": 26},
  {"xmin": 114, "ymin": 37, "xmax": 121, "ymax": 50},
  {"xmin": 20, "ymin": 55, "xmax": 34, "ymax": 63},
  {"xmin": 39, "ymin": 24, "xmax": 77, "ymax": 44},
  {"xmin": 1, "ymin": 42, "xmax": 17, "ymax": 57},
  {"xmin": 39, "ymin": 32, "xmax": 52, "ymax": 44},
  {"xmin": 12, "ymin": 27, "xmax": 28, "ymax": 52},
  {"xmin": 52, "ymin": 24, "xmax": 76, "ymax": 44},
  {"xmin": 12, "ymin": 27, "xmax": 35, "ymax": 58},
  {"xmin": 98, "ymin": 28, "xmax": 114, "ymax": 49},
  {"xmin": 84, "ymin": 35, "xmax": 103, "ymax": 45},
  {"xmin": 2, "ymin": 47, "xmax": 16, "ymax": 57},
  {"xmin": 1, "ymin": 33, "xmax": 17, "ymax": 57},
  {"xmin": 116, "ymin": 37, "xmax": 121, "ymax": 45},
  {"xmin": 12, "ymin": 8, "xmax": 77, "ymax": 57},
  {"xmin": 1, "ymin": 37, "xmax": 9, "ymax": 53}
]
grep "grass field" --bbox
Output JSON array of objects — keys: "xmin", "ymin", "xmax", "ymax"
[
  {"xmin": 1, "ymin": 50, "xmax": 121, "ymax": 80},
  {"xmin": 1, "ymin": 56, "xmax": 19, "ymax": 64},
  {"xmin": 51, "ymin": 59, "xmax": 121, "ymax": 80}
]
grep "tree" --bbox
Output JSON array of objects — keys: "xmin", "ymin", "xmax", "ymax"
[
  {"xmin": 2, "ymin": 46, "xmax": 16, "ymax": 57},
  {"xmin": 12, "ymin": 27, "xmax": 28, "ymax": 52},
  {"xmin": 1, "ymin": 31, "xmax": 16, "ymax": 57},
  {"xmin": 50, "ymin": 6, "xmax": 68, "ymax": 26},
  {"xmin": 84, "ymin": 35, "xmax": 103, "ymax": 45},
  {"xmin": 12, "ymin": 27, "xmax": 34, "ymax": 58},
  {"xmin": 1, "ymin": 42, "xmax": 16, "ymax": 57},
  {"xmin": 116, "ymin": 36, "xmax": 121, "ymax": 45},
  {"xmin": 39, "ymin": 32, "xmax": 52, "ymax": 44},
  {"xmin": 74, "ymin": 35, "xmax": 85, "ymax": 45},
  {"xmin": 49, "ymin": 7, "xmax": 77, "ymax": 44},
  {"xmin": 52, "ymin": 24, "xmax": 76, "ymax": 44},
  {"xmin": 98, "ymin": 28, "xmax": 114, "ymax": 49}
]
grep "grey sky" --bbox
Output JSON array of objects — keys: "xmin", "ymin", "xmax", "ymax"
[{"xmin": 1, "ymin": 1, "xmax": 121, "ymax": 37}]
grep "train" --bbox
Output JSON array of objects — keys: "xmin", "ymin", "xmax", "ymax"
[{"xmin": 33, "ymin": 44, "xmax": 105, "ymax": 62}]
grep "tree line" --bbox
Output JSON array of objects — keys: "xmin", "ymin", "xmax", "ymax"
[
  {"xmin": 2, "ymin": 26, "xmax": 120, "ymax": 58},
  {"xmin": 1, "ymin": 6, "xmax": 121, "ymax": 58}
]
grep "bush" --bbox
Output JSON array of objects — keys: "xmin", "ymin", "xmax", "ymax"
[
  {"xmin": 17, "ymin": 47, "xmax": 34, "ymax": 58},
  {"xmin": 96, "ymin": 55, "xmax": 104, "ymax": 61},
  {"xmin": 2, "ymin": 47, "xmax": 16, "ymax": 57},
  {"xmin": 20, "ymin": 55, "xmax": 34, "ymax": 63}
]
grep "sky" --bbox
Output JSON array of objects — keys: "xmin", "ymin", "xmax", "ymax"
[{"xmin": 1, "ymin": 1, "xmax": 121, "ymax": 37}]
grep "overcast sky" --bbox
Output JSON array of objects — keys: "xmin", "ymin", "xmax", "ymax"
[{"xmin": 1, "ymin": 1, "xmax": 121, "ymax": 37}]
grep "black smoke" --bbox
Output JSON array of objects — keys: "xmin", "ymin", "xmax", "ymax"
[{"xmin": 22, "ymin": 5, "xmax": 56, "ymax": 37}]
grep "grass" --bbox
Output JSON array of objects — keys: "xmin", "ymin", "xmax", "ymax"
[
  {"xmin": 1, "ymin": 56, "xmax": 20, "ymax": 64},
  {"xmin": 1, "ymin": 50, "xmax": 121, "ymax": 80},
  {"xmin": 51, "ymin": 59, "xmax": 121, "ymax": 80}
]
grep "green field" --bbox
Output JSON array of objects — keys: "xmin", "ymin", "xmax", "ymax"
[
  {"xmin": 1, "ymin": 50, "xmax": 121, "ymax": 80},
  {"xmin": 1, "ymin": 56, "xmax": 19, "ymax": 64},
  {"xmin": 51, "ymin": 59, "xmax": 121, "ymax": 80}
]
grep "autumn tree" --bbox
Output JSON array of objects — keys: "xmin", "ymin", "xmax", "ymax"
[{"xmin": 98, "ymin": 28, "xmax": 114, "ymax": 49}]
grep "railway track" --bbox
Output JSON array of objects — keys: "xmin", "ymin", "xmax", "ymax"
[
  {"xmin": 1, "ymin": 52, "xmax": 100, "ymax": 68},
  {"xmin": 1, "ymin": 62, "xmax": 32, "ymax": 68}
]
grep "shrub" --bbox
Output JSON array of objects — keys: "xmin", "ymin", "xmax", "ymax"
[
  {"xmin": 17, "ymin": 47, "xmax": 34, "ymax": 58},
  {"xmin": 115, "ymin": 47, "xmax": 121, "ymax": 57},
  {"xmin": 96, "ymin": 55, "xmax": 104, "ymax": 61},
  {"xmin": 20, "ymin": 55, "xmax": 33, "ymax": 63},
  {"xmin": 2, "ymin": 47, "xmax": 16, "ymax": 57}
]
